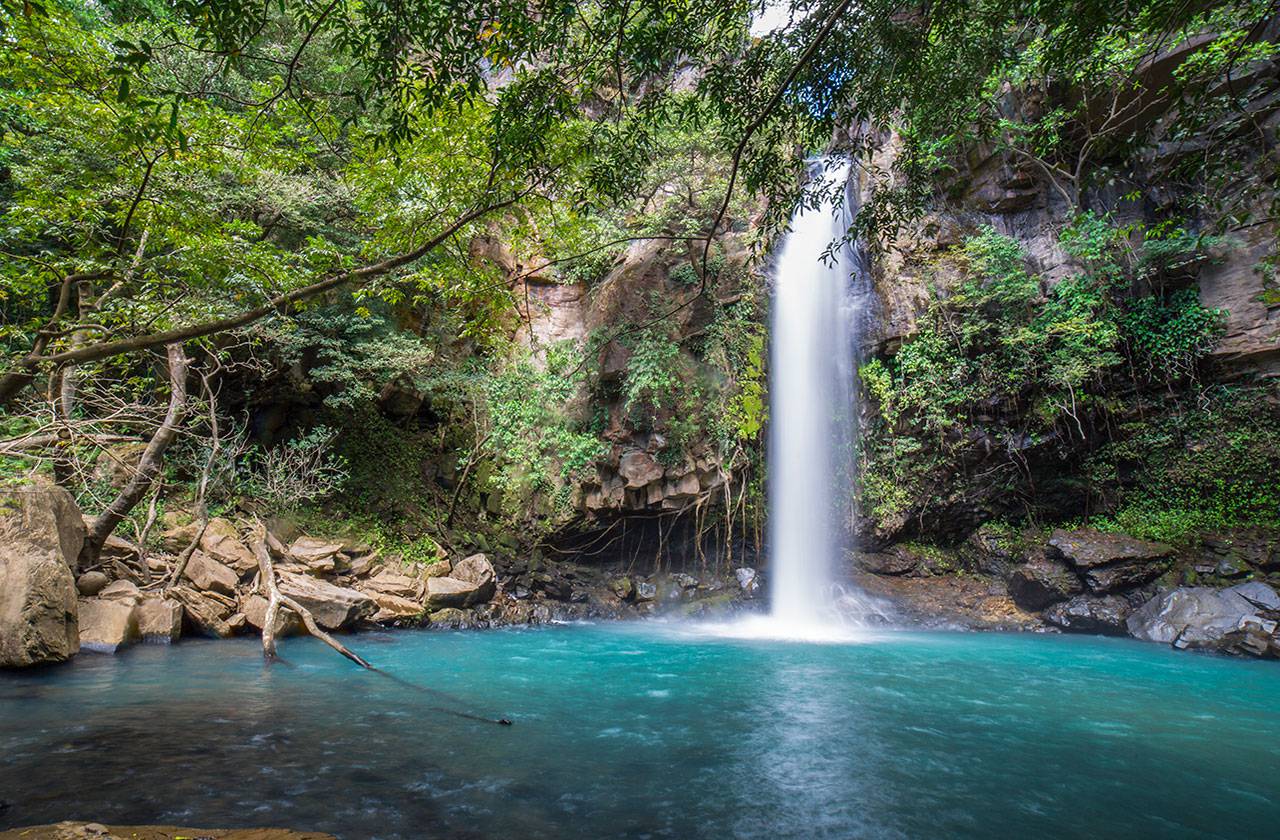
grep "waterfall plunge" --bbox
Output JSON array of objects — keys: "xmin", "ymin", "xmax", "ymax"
[{"xmin": 765, "ymin": 161, "xmax": 887, "ymax": 634}]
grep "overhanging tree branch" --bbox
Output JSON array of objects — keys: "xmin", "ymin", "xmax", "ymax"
[{"xmin": 0, "ymin": 192, "xmax": 525, "ymax": 407}]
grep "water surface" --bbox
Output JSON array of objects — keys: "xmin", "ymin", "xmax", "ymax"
[{"xmin": 2, "ymin": 625, "xmax": 1278, "ymax": 839}]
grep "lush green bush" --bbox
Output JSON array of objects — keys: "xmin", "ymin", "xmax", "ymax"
[{"xmin": 859, "ymin": 217, "xmax": 1227, "ymax": 529}]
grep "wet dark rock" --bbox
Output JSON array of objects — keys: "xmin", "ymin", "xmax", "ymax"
[
  {"xmin": 427, "ymin": 607, "xmax": 478, "ymax": 629},
  {"xmin": 1044, "ymin": 594, "xmax": 1133, "ymax": 635},
  {"xmin": 609, "ymin": 576, "xmax": 634, "ymax": 600},
  {"xmin": 965, "ymin": 526, "xmax": 1020, "ymax": 576},
  {"xmin": 1007, "ymin": 551, "xmax": 1083, "ymax": 610},
  {"xmin": 855, "ymin": 548, "xmax": 919, "ymax": 576},
  {"xmin": 1047, "ymin": 528, "xmax": 1172, "ymax": 594}
]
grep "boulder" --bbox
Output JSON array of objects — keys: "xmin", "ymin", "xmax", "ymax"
[
  {"xmin": 0, "ymin": 482, "xmax": 84, "ymax": 668},
  {"xmin": 1008, "ymin": 552, "xmax": 1083, "ymax": 610},
  {"xmin": 1126, "ymin": 582, "xmax": 1280, "ymax": 653},
  {"xmin": 634, "ymin": 580, "xmax": 657, "ymax": 602},
  {"xmin": 734, "ymin": 567, "xmax": 759, "ymax": 597},
  {"xmin": 170, "ymin": 586, "xmax": 237, "ymax": 638},
  {"xmin": 99, "ymin": 534, "xmax": 140, "ymax": 564},
  {"xmin": 427, "ymin": 607, "xmax": 477, "ymax": 629},
  {"xmin": 242, "ymin": 593, "xmax": 302, "ymax": 637},
  {"xmin": 160, "ymin": 516, "xmax": 200, "ymax": 552},
  {"xmin": 136, "ymin": 596, "xmax": 183, "ymax": 643},
  {"xmin": 452, "ymin": 553, "xmax": 496, "ymax": 586},
  {"xmin": 1047, "ymin": 528, "xmax": 1172, "ymax": 593},
  {"xmin": 200, "ymin": 518, "xmax": 257, "ymax": 573},
  {"xmin": 91, "ymin": 441, "xmax": 148, "ymax": 489},
  {"xmin": 77, "ymin": 597, "xmax": 139, "ymax": 653},
  {"xmin": 182, "ymin": 551, "xmax": 239, "ymax": 595},
  {"xmin": 347, "ymin": 553, "xmax": 379, "ymax": 577},
  {"xmin": 855, "ymin": 549, "xmax": 918, "ymax": 576},
  {"xmin": 609, "ymin": 576, "xmax": 635, "ymax": 600},
  {"xmin": 76, "ymin": 571, "xmax": 111, "ymax": 597},
  {"xmin": 421, "ymin": 558, "xmax": 452, "ymax": 579},
  {"xmin": 618, "ymin": 450, "xmax": 664, "ymax": 489},
  {"xmin": 278, "ymin": 573, "xmax": 376, "ymax": 630},
  {"xmin": 361, "ymin": 570, "xmax": 420, "ymax": 599},
  {"xmin": 670, "ymin": 572, "xmax": 698, "ymax": 589},
  {"xmin": 98, "ymin": 580, "xmax": 142, "ymax": 604},
  {"xmin": 1044, "ymin": 594, "xmax": 1133, "ymax": 635},
  {"xmin": 288, "ymin": 536, "xmax": 345, "ymax": 574},
  {"xmin": 365, "ymin": 591, "xmax": 424, "ymax": 623},
  {"xmin": 425, "ymin": 575, "xmax": 493, "ymax": 609}
]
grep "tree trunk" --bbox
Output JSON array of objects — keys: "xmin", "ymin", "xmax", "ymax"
[{"xmin": 80, "ymin": 343, "xmax": 189, "ymax": 566}]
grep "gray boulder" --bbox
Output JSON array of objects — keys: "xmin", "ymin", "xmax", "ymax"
[
  {"xmin": 182, "ymin": 550, "xmax": 239, "ymax": 595},
  {"xmin": 242, "ymin": 593, "xmax": 303, "ymax": 637},
  {"xmin": 75, "ymin": 571, "xmax": 111, "ymax": 597},
  {"xmin": 1044, "ymin": 594, "xmax": 1133, "ymax": 635},
  {"xmin": 200, "ymin": 517, "xmax": 257, "ymax": 573},
  {"xmin": 424, "ymin": 554, "xmax": 497, "ymax": 608},
  {"xmin": 855, "ymin": 549, "xmax": 918, "ymax": 576},
  {"xmin": 287, "ymin": 536, "xmax": 344, "ymax": 574},
  {"xmin": 0, "ymin": 482, "xmax": 85, "ymax": 667},
  {"xmin": 170, "ymin": 585, "xmax": 237, "ymax": 638},
  {"xmin": 734, "ymin": 567, "xmax": 759, "ymax": 597},
  {"xmin": 1126, "ymin": 582, "xmax": 1280, "ymax": 653}
]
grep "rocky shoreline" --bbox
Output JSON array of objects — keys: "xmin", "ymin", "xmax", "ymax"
[
  {"xmin": 0, "ymin": 483, "xmax": 762, "ymax": 669},
  {"xmin": 4, "ymin": 482, "xmax": 1279, "ymax": 669},
  {"xmin": 853, "ymin": 526, "xmax": 1280, "ymax": 658}
]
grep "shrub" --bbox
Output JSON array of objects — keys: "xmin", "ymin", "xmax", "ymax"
[{"xmin": 245, "ymin": 426, "xmax": 348, "ymax": 512}]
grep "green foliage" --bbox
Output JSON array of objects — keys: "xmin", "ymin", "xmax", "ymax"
[
  {"xmin": 1085, "ymin": 388, "xmax": 1280, "ymax": 543},
  {"xmin": 327, "ymin": 404, "xmax": 436, "ymax": 517},
  {"xmin": 1123, "ymin": 290, "xmax": 1224, "ymax": 379},
  {"xmin": 260, "ymin": 305, "xmax": 435, "ymax": 409},
  {"xmin": 860, "ymin": 220, "xmax": 1225, "ymax": 525},
  {"xmin": 480, "ymin": 341, "xmax": 605, "ymax": 519},
  {"xmin": 244, "ymin": 426, "xmax": 347, "ymax": 513},
  {"xmin": 623, "ymin": 325, "xmax": 682, "ymax": 427}
]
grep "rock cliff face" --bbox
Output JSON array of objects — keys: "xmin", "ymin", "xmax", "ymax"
[
  {"xmin": 483, "ymin": 219, "xmax": 759, "ymax": 523},
  {"xmin": 0, "ymin": 483, "xmax": 84, "ymax": 667},
  {"xmin": 864, "ymin": 54, "xmax": 1280, "ymax": 377}
]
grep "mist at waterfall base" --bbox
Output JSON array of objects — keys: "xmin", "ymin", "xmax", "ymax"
[{"xmin": 3, "ymin": 628, "xmax": 1279, "ymax": 839}]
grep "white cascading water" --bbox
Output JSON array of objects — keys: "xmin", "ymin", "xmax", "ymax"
[{"xmin": 766, "ymin": 160, "xmax": 888, "ymax": 635}]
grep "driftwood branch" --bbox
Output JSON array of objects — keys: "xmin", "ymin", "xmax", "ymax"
[{"xmin": 250, "ymin": 520, "xmax": 373, "ymax": 669}]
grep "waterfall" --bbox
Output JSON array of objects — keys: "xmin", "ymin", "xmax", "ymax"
[{"xmin": 765, "ymin": 160, "xmax": 887, "ymax": 634}]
